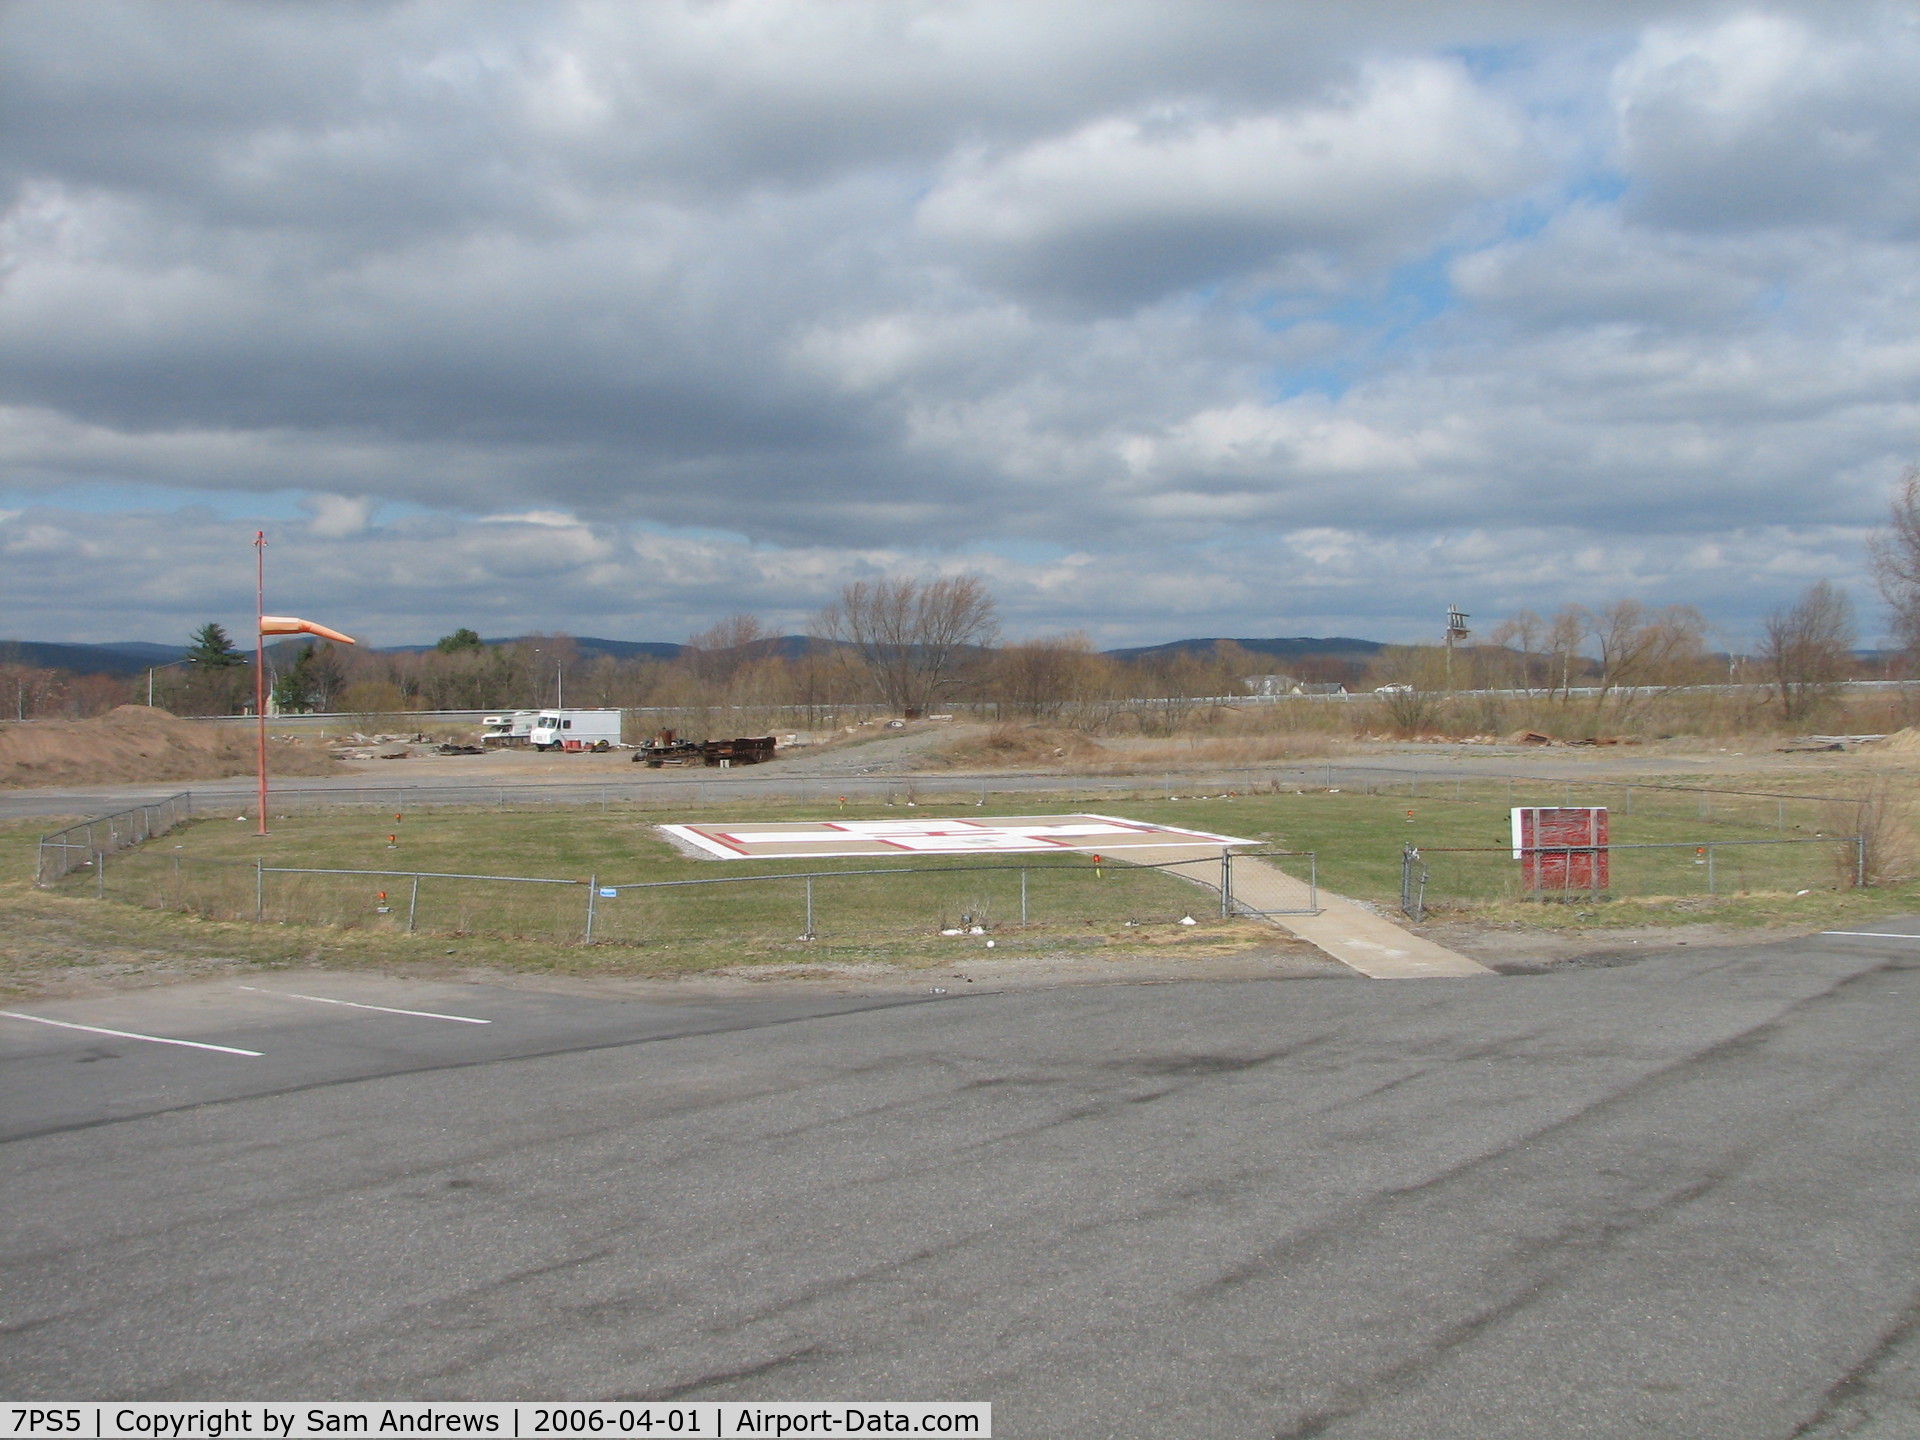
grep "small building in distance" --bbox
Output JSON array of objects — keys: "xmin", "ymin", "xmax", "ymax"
[{"xmin": 1243, "ymin": 673, "xmax": 1297, "ymax": 696}]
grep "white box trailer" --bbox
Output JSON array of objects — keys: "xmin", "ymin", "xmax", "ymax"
[
  {"xmin": 480, "ymin": 710, "xmax": 539, "ymax": 746},
  {"xmin": 528, "ymin": 708, "xmax": 624, "ymax": 751}
]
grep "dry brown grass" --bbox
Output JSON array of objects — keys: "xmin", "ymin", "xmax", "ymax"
[
  {"xmin": 1102, "ymin": 732, "xmax": 1341, "ymax": 766},
  {"xmin": 933, "ymin": 724, "xmax": 1113, "ymax": 767},
  {"xmin": 1827, "ymin": 780, "xmax": 1917, "ymax": 888},
  {"xmin": 0, "ymin": 706, "xmax": 344, "ymax": 789}
]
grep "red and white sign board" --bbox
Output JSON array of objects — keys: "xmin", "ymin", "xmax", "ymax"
[
  {"xmin": 1511, "ymin": 806, "xmax": 1609, "ymax": 893},
  {"xmin": 662, "ymin": 813, "xmax": 1252, "ymax": 861}
]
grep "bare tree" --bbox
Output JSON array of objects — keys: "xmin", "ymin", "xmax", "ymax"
[
  {"xmin": 1586, "ymin": 600, "xmax": 1708, "ymax": 710},
  {"xmin": 994, "ymin": 633, "xmax": 1102, "ymax": 720},
  {"xmin": 1488, "ymin": 610, "xmax": 1545, "ymax": 691},
  {"xmin": 1364, "ymin": 645, "xmax": 1452, "ymax": 734},
  {"xmin": 812, "ymin": 575, "xmax": 999, "ymax": 714},
  {"xmin": 683, "ymin": 614, "xmax": 775, "ymax": 691},
  {"xmin": 1544, "ymin": 606, "xmax": 1590, "ymax": 699},
  {"xmin": 1761, "ymin": 580, "xmax": 1856, "ymax": 724},
  {"xmin": 1869, "ymin": 467, "xmax": 1920, "ymax": 674}
]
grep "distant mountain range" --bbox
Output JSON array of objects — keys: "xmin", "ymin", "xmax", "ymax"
[
  {"xmin": 0, "ymin": 640, "xmax": 192, "ymax": 676},
  {"xmin": 3, "ymin": 632, "xmax": 1392, "ymax": 678}
]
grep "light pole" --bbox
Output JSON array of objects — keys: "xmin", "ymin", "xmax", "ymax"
[
  {"xmin": 531, "ymin": 649, "xmax": 563, "ymax": 709},
  {"xmin": 146, "ymin": 660, "xmax": 190, "ymax": 707}
]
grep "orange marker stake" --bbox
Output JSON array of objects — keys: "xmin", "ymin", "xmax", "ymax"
[{"xmin": 1092, "ymin": 852, "xmax": 1103, "ymax": 879}]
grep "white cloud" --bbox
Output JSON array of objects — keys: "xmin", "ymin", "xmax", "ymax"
[
  {"xmin": 917, "ymin": 60, "xmax": 1535, "ymax": 306},
  {"xmin": 1613, "ymin": 11, "xmax": 1920, "ymax": 233},
  {"xmin": 0, "ymin": 2, "xmax": 1916, "ymax": 647},
  {"xmin": 302, "ymin": 494, "xmax": 371, "ymax": 538}
]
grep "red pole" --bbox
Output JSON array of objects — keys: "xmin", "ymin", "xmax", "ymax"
[{"xmin": 255, "ymin": 530, "xmax": 268, "ymax": 836}]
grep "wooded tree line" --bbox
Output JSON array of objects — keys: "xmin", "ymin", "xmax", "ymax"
[{"xmin": 9, "ymin": 471, "xmax": 1920, "ymax": 727}]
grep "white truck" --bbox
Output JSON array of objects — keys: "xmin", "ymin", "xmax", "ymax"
[
  {"xmin": 527, "ymin": 708, "xmax": 624, "ymax": 751},
  {"xmin": 480, "ymin": 710, "xmax": 539, "ymax": 746}
]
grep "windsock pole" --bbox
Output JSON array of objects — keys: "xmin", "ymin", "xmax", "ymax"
[
  {"xmin": 256, "ymin": 531, "xmax": 268, "ymax": 836},
  {"xmin": 250, "ymin": 547, "xmax": 358, "ymax": 838}
]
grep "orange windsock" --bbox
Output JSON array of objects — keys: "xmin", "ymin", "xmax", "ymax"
[{"xmin": 260, "ymin": 615, "xmax": 357, "ymax": 645}]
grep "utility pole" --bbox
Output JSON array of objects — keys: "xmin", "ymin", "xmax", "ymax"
[{"xmin": 1444, "ymin": 604, "xmax": 1470, "ymax": 690}]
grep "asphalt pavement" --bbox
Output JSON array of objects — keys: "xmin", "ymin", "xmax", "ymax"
[
  {"xmin": 8, "ymin": 928, "xmax": 1920, "ymax": 1435},
  {"xmin": 1, "ymin": 741, "xmax": 1831, "ymax": 825}
]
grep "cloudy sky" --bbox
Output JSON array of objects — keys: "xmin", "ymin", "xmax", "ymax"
[{"xmin": 2, "ymin": 1, "xmax": 1916, "ymax": 649}]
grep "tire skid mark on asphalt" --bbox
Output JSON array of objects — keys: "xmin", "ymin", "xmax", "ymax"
[{"xmin": 0, "ymin": 993, "xmax": 938, "ymax": 1146}]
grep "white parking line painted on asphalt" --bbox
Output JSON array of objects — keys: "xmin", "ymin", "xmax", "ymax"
[
  {"xmin": 0, "ymin": 1011, "xmax": 263, "ymax": 1056},
  {"xmin": 1822, "ymin": 930, "xmax": 1920, "ymax": 940},
  {"xmin": 236, "ymin": 985, "xmax": 491, "ymax": 1024}
]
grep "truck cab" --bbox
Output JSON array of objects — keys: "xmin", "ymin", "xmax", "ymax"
[
  {"xmin": 528, "ymin": 712, "xmax": 569, "ymax": 750},
  {"xmin": 527, "ymin": 708, "xmax": 624, "ymax": 751}
]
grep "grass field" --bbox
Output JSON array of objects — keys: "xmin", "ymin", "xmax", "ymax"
[
  {"xmin": 57, "ymin": 781, "xmax": 1876, "ymax": 927},
  {"xmin": 6, "ymin": 773, "xmax": 1908, "ymax": 998}
]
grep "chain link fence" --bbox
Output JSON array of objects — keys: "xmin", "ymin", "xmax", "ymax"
[
  {"xmin": 71, "ymin": 849, "xmax": 1242, "ymax": 947},
  {"xmin": 35, "ymin": 792, "xmax": 192, "ymax": 885},
  {"xmin": 1398, "ymin": 835, "xmax": 1865, "ymax": 921}
]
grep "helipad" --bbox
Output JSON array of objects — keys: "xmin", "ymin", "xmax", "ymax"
[{"xmin": 661, "ymin": 813, "xmax": 1254, "ymax": 860}]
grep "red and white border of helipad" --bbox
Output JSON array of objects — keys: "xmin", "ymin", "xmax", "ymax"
[{"xmin": 661, "ymin": 811, "xmax": 1254, "ymax": 860}]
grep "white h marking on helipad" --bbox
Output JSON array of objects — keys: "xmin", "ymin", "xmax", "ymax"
[
  {"xmin": 237, "ymin": 986, "xmax": 490, "ymax": 1023},
  {"xmin": 0, "ymin": 1011, "xmax": 263, "ymax": 1056}
]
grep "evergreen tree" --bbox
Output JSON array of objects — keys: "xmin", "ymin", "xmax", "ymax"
[
  {"xmin": 271, "ymin": 643, "xmax": 345, "ymax": 713},
  {"xmin": 436, "ymin": 627, "xmax": 484, "ymax": 654},
  {"xmin": 186, "ymin": 622, "xmax": 247, "ymax": 669}
]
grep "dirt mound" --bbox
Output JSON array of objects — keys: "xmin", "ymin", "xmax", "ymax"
[
  {"xmin": 0, "ymin": 706, "xmax": 345, "ymax": 789},
  {"xmin": 932, "ymin": 724, "xmax": 1111, "ymax": 768},
  {"xmin": 1868, "ymin": 727, "xmax": 1920, "ymax": 753}
]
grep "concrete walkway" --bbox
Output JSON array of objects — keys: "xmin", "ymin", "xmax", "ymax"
[{"xmin": 1153, "ymin": 847, "xmax": 1493, "ymax": 980}]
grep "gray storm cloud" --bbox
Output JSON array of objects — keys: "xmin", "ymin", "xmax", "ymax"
[{"xmin": 0, "ymin": 1, "xmax": 1914, "ymax": 644}]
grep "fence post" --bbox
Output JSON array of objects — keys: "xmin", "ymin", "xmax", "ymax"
[
  {"xmin": 255, "ymin": 858, "xmax": 264, "ymax": 920},
  {"xmin": 1220, "ymin": 849, "xmax": 1232, "ymax": 918},
  {"xmin": 1858, "ymin": 835, "xmax": 1868, "ymax": 888},
  {"xmin": 1309, "ymin": 853, "xmax": 1318, "ymax": 911},
  {"xmin": 1021, "ymin": 868, "xmax": 1028, "ymax": 927},
  {"xmin": 407, "ymin": 874, "xmax": 421, "ymax": 933},
  {"xmin": 96, "ymin": 851, "xmax": 105, "ymax": 900},
  {"xmin": 585, "ymin": 875, "xmax": 598, "ymax": 943},
  {"xmin": 1706, "ymin": 846, "xmax": 1715, "ymax": 897},
  {"xmin": 804, "ymin": 874, "xmax": 815, "ymax": 939}
]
